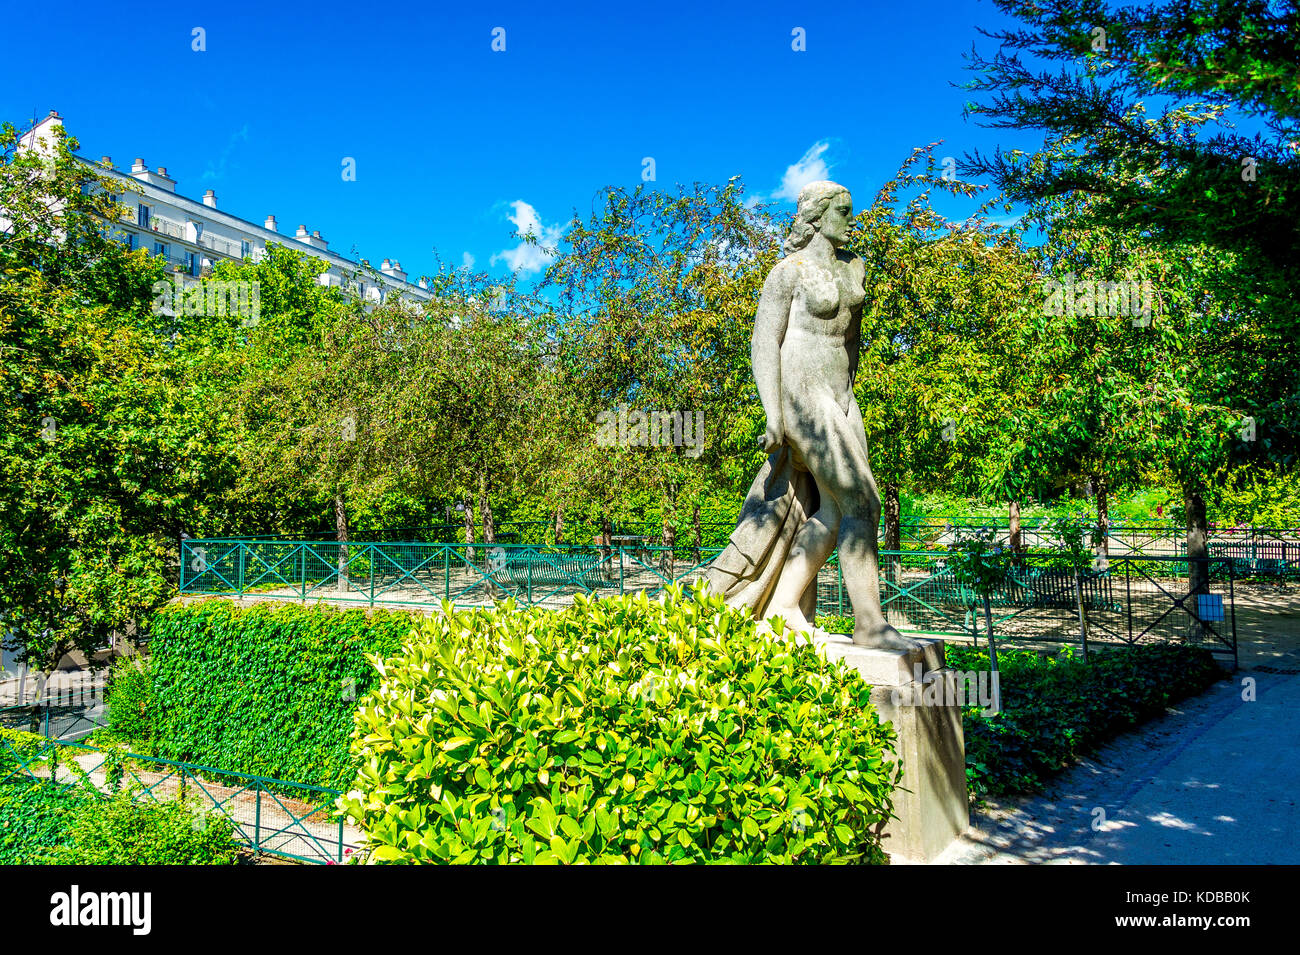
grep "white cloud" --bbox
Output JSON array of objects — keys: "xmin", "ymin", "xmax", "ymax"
[
  {"xmin": 772, "ymin": 141, "xmax": 833, "ymax": 202},
  {"xmin": 491, "ymin": 200, "xmax": 561, "ymax": 276},
  {"xmin": 461, "ymin": 251, "xmax": 475, "ymax": 270}
]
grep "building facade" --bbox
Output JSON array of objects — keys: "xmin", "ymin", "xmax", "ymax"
[{"xmin": 16, "ymin": 111, "xmax": 433, "ymax": 306}]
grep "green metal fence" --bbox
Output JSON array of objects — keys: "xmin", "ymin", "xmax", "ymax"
[
  {"xmin": 180, "ymin": 539, "xmax": 1236, "ymax": 663},
  {"xmin": 0, "ymin": 734, "xmax": 349, "ymax": 864}
]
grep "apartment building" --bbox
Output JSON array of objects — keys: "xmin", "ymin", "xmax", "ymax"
[{"xmin": 15, "ymin": 110, "xmax": 433, "ymax": 306}]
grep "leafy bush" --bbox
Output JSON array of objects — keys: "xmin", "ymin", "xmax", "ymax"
[
  {"xmin": 342, "ymin": 584, "xmax": 900, "ymax": 864},
  {"xmin": 0, "ymin": 781, "xmax": 87, "ymax": 864},
  {"xmin": 946, "ymin": 643, "xmax": 1224, "ymax": 799},
  {"xmin": 107, "ymin": 655, "xmax": 157, "ymax": 742},
  {"xmin": 38, "ymin": 789, "xmax": 240, "ymax": 865},
  {"xmin": 148, "ymin": 599, "xmax": 417, "ymax": 789}
]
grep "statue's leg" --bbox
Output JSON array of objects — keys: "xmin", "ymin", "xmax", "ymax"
[
  {"xmin": 798, "ymin": 402, "xmax": 921, "ymax": 650},
  {"xmin": 766, "ymin": 496, "xmax": 840, "ymax": 632}
]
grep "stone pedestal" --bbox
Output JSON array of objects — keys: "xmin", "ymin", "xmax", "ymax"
[{"xmin": 815, "ymin": 634, "xmax": 969, "ymax": 863}]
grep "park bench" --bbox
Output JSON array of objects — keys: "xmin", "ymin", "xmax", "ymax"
[
  {"xmin": 1209, "ymin": 541, "xmax": 1297, "ymax": 578},
  {"xmin": 495, "ymin": 551, "xmax": 614, "ymax": 596}
]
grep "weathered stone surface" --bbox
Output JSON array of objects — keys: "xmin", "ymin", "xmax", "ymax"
[{"xmin": 703, "ymin": 180, "xmax": 918, "ymax": 649}]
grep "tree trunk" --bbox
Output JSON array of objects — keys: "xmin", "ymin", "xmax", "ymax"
[
  {"xmin": 1186, "ymin": 482, "xmax": 1210, "ymax": 632},
  {"xmin": 334, "ymin": 491, "xmax": 350, "ymax": 593},
  {"xmin": 478, "ymin": 474, "xmax": 495, "ymax": 544},
  {"xmin": 599, "ymin": 514, "xmax": 613, "ymax": 575},
  {"xmin": 882, "ymin": 482, "xmax": 902, "ymax": 584},
  {"xmin": 692, "ymin": 502, "xmax": 702, "ymax": 564},
  {"xmin": 1095, "ymin": 476, "xmax": 1110, "ymax": 565},
  {"xmin": 462, "ymin": 495, "xmax": 475, "ymax": 545},
  {"xmin": 1008, "ymin": 500, "xmax": 1023, "ymax": 559},
  {"xmin": 661, "ymin": 510, "xmax": 676, "ymax": 578},
  {"xmin": 554, "ymin": 505, "xmax": 565, "ymax": 546}
]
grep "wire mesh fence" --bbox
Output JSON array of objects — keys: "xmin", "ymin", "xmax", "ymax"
[
  {"xmin": 180, "ymin": 540, "xmax": 1237, "ymax": 664},
  {"xmin": 0, "ymin": 735, "xmax": 350, "ymax": 865}
]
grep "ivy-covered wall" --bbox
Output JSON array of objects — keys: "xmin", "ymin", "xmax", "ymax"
[{"xmin": 148, "ymin": 599, "xmax": 419, "ymax": 789}]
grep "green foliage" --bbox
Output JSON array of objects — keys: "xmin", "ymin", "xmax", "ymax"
[
  {"xmin": 107, "ymin": 655, "xmax": 156, "ymax": 742},
  {"xmin": 148, "ymin": 599, "xmax": 417, "ymax": 788},
  {"xmin": 946, "ymin": 528, "xmax": 1018, "ymax": 597},
  {"xmin": 0, "ymin": 779, "xmax": 239, "ymax": 865},
  {"xmin": 342, "ymin": 584, "xmax": 900, "ymax": 864},
  {"xmin": 0, "ymin": 781, "xmax": 88, "ymax": 864},
  {"xmin": 1209, "ymin": 465, "xmax": 1300, "ymax": 527},
  {"xmin": 38, "ymin": 788, "xmax": 240, "ymax": 865},
  {"xmin": 945, "ymin": 643, "xmax": 1224, "ymax": 800}
]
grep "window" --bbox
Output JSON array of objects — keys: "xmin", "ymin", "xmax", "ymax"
[
  {"xmin": 124, "ymin": 232, "xmax": 135, "ymax": 250},
  {"xmin": 188, "ymin": 252, "xmax": 198, "ymax": 276},
  {"xmin": 137, "ymin": 204, "xmax": 150, "ymax": 228},
  {"xmin": 240, "ymin": 239, "xmax": 251, "ymax": 258},
  {"xmin": 155, "ymin": 242, "xmax": 168, "ymax": 257}
]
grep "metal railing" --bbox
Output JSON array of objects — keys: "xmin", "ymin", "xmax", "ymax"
[
  {"xmin": 873, "ymin": 552, "xmax": 1237, "ymax": 667},
  {"xmin": 179, "ymin": 540, "xmax": 1237, "ymax": 663},
  {"xmin": 0, "ymin": 734, "xmax": 349, "ymax": 865}
]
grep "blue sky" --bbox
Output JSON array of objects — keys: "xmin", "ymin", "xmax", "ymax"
[{"xmin": 4, "ymin": 0, "xmax": 1051, "ymax": 282}]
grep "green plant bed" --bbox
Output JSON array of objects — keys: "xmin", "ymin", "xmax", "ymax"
[
  {"xmin": 342, "ymin": 584, "xmax": 901, "ymax": 864},
  {"xmin": 142, "ymin": 599, "xmax": 420, "ymax": 789},
  {"xmin": 0, "ymin": 779, "xmax": 240, "ymax": 865},
  {"xmin": 945, "ymin": 644, "xmax": 1225, "ymax": 800}
]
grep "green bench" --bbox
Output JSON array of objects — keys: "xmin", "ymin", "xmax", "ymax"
[{"xmin": 495, "ymin": 552, "xmax": 614, "ymax": 595}]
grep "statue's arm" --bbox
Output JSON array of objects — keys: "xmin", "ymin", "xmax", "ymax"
[{"xmin": 753, "ymin": 262, "xmax": 794, "ymax": 451}]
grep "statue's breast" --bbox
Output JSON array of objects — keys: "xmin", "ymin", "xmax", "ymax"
[{"xmin": 795, "ymin": 263, "xmax": 840, "ymax": 318}]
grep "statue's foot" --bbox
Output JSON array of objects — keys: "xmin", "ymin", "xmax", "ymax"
[{"xmin": 852, "ymin": 621, "xmax": 923, "ymax": 651}]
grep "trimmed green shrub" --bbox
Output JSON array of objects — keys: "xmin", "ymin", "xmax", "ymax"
[
  {"xmin": 148, "ymin": 599, "xmax": 418, "ymax": 789},
  {"xmin": 947, "ymin": 643, "xmax": 1224, "ymax": 799},
  {"xmin": 107, "ymin": 655, "xmax": 157, "ymax": 742},
  {"xmin": 38, "ymin": 788, "xmax": 240, "ymax": 865},
  {"xmin": 342, "ymin": 584, "xmax": 900, "ymax": 864}
]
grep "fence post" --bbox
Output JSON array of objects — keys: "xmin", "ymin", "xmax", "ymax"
[
  {"xmin": 1125, "ymin": 559, "xmax": 1134, "ymax": 645},
  {"xmin": 299, "ymin": 545, "xmax": 307, "ymax": 603},
  {"xmin": 1074, "ymin": 569, "xmax": 1090, "ymax": 662},
  {"xmin": 369, "ymin": 543, "xmax": 376, "ymax": 608},
  {"xmin": 238, "ymin": 543, "xmax": 246, "ymax": 598}
]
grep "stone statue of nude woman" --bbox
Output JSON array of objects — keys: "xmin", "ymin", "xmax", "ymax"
[{"xmin": 702, "ymin": 180, "xmax": 919, "ymax": 650}]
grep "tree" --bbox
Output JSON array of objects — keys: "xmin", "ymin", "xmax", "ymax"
[
  {"xmin": 849, "ymin": 145, "xmax": 1040, "ymax": 575},
  {"xmin": 0, "ymin": 118, "xmax": 241, "ymax": 669},
  {"xmin": 544, "ymin": 181, "xmax": 777, "ymax": 555}
]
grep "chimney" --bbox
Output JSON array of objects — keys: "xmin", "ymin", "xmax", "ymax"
[
  {"xmin": 381, "ymin": 259, "xmax": 408, "ymax": 282},
  {"xmin": 310, "ymin": 229, "xmax": 329, "ymax": 250},
  {"xmin": 380, "ymin": 258, "xmax": 392, "ymax": 270},
  {"xmin": 264, "ymin": 215, "xmax": 278, "ymax": 232},
  {"xmin": 296, "ymin": 224, "xmax": 310, "ymax": 241},
  {"xmin": 130, "ymin": 160, "xmax": 175, "ymax": 191},
  {"xmin": 203, "ymin": 189, "xmax": 217, "ymax": 209},
  {"xmin": 417, "ymin": 277, "xmax": 429, "ymax": 290},
  {"xmin": 48, "ymin": 110, "xmax": 60, "ymax": 119},
  {"xmin": 99, "ymin": 155, "xmax": 112, "ymax": 168}
]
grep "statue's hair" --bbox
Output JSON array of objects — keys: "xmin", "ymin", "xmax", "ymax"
[{"xmin": 783, "ymin": 180, "xmax": 850, "ymax": 255}]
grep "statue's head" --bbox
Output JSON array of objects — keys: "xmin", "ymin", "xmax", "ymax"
[{"xmin": 784, "ymin": 180, "xmax": 852, "ymax": 255}]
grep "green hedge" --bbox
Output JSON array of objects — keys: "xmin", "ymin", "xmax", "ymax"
[
  {"xmin": 946, "ymin": 644, "xmax": 1225, "ymax": 799},
  {"xmin": 0, "ymin": 781, "xmax": 239, "ymax": 865},
  {"xmin": 148, "ymin": 599, "xmax": 419, "ymax": 789},
  {"xmin": 342, "ymin": 584, "xmax": 901, "ymax": 864}
]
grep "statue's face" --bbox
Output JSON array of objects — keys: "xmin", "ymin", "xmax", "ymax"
[{"xmin": 817, "ymin": 192, "xmax": 853, "ymax": 247}]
